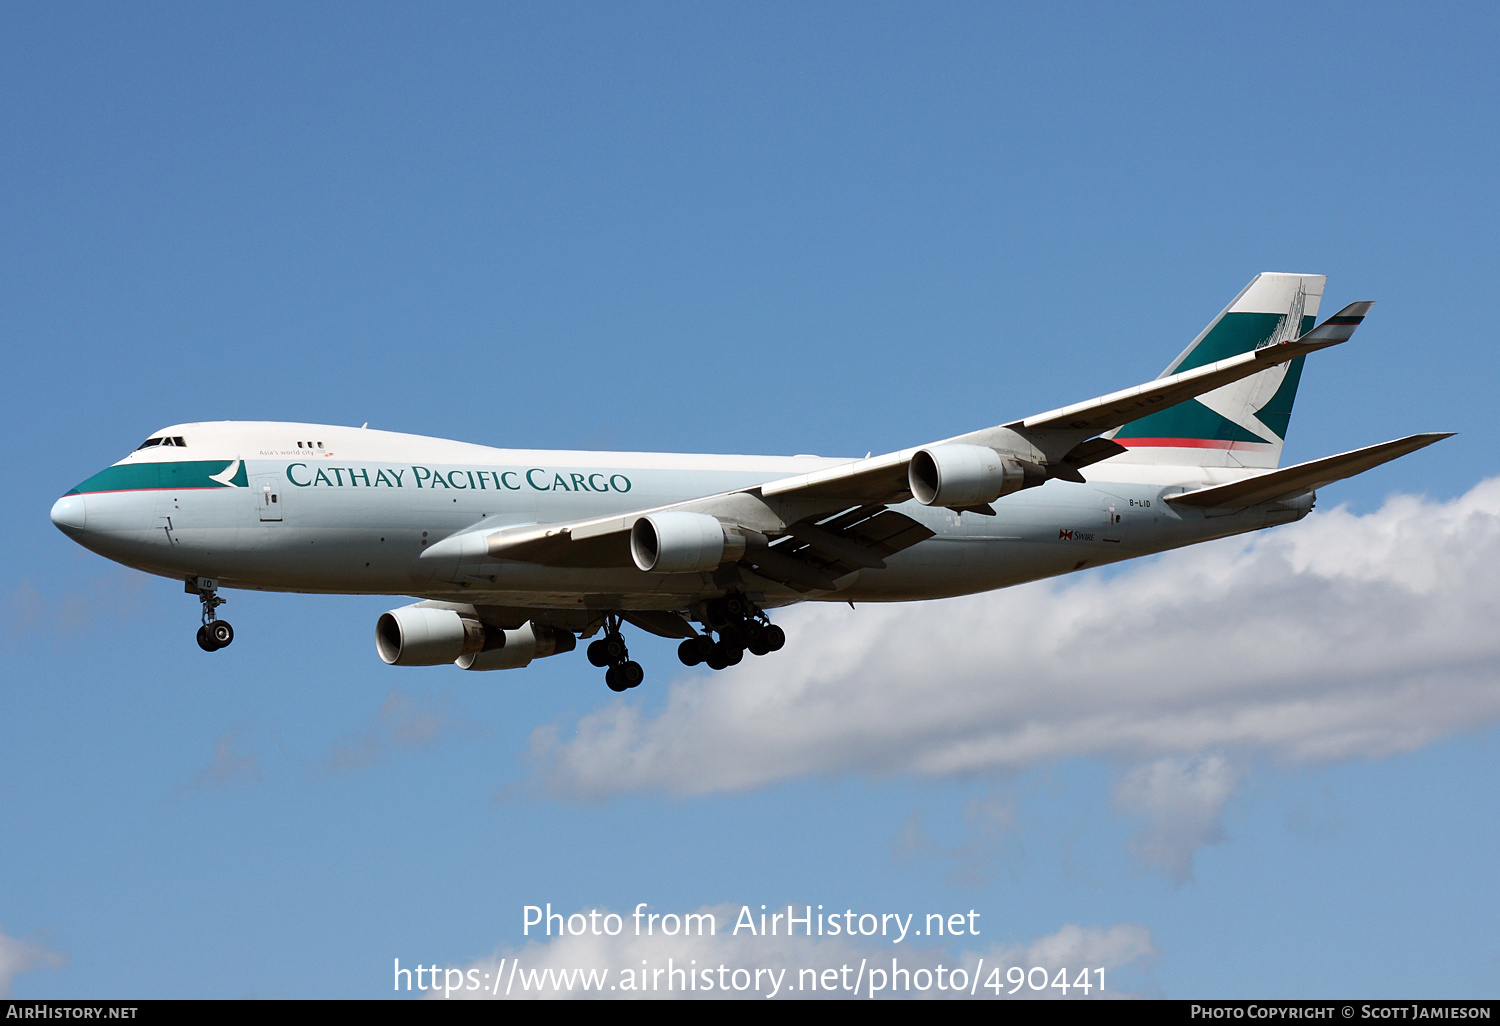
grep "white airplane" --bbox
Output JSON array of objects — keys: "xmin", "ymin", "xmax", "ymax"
[{"xmin": 50, "ymin": 273, "xmax": 1448, "ymax": 691}]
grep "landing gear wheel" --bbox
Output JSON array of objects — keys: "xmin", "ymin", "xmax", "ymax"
[
  {"xmin": 587, "ymin": 639, "xmax": 611, "ymax": 667},
  {"xmin": 189, "ymin": 577, "xmax": 231, "ymax": 652},
  {"xmin": 747, "ymin": 634, "xmax": 771, "ymax": 656},
  {"xmin": 678, "ymin": 635, "xmax": 714, "ymax": 666},
  {"xmin": 597, "ymin": 616, "xmax": 642, "ymax": 690},
  {"xmin": 710, "ymin": 640, "xmax": 743, "ymax": 668},
  {"xmin": 765, "ymin": 624, "xmax": 786, "ymax": 652}
]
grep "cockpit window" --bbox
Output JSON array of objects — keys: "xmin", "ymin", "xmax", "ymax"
[{"xmin": 134, "ymin": 436, "xmax": 186, "ymax": 451}]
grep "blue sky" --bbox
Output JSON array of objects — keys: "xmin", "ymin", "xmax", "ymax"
[{"xmin": 3, "ymin": 2, "xmax": 1498, "ymax": 999}]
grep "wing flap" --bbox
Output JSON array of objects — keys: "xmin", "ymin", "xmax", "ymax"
[
  {"xmin": 741, "ymin": 546, "xmax": 841, "ymax": 591},
  {"xmin": 843, "ymin": 507, "xmax": 937, "ymax": 557},
  {"xmin": 762, "ymin": 507, "xmax": 935, "ymax": 582},
  {"xmin": 786, "ymin": 520, "xmax": 888, "ymax": 569},
  {"xmin": 1166, "ymin": 432, "xmax": 1453, "ymax": 510}
]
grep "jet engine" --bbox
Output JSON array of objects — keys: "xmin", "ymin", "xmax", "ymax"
[
  {"xmin": 375, "ymin": 603, "xmax": 576, "ymax": 670},
  {"xmin": 456, "ymin": 620, "xmax": 576, "ymax": 671},
  {"xmin": 908, "ymin": 444, "xmax": 1042, "ymax": 508},
  {"xmin": 630, "ymin": 511, "xmax": 747, "ymax": 573},
  {"xmin": 376, "ymin": 605, "xmax": 486, "ymax": 666}
]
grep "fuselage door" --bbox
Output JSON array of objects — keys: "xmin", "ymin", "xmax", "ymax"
[
  {"xmin": 254, "ymin": 474, "xmax": 284, "ymax": 522},
  {"xmin": 1102, "ymin": 499, "xmax": 1123, "ymax": 543}
]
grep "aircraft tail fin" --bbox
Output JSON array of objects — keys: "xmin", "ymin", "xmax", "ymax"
[{"xmin": 1109, "ymin": 273, "xmax": 1336, "ymax": 469}]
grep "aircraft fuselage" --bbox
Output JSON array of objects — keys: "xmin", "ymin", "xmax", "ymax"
[{"xmin": 52, "ymin": 420, "xmax": 1303, "ymax": 612}]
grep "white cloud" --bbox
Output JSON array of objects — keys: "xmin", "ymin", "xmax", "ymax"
[
  {"xmin": 527, "ymin": 478, "xmax": 1500, "ymax": 876},
  {"xmin": 890, "ymin": 791, "xmax": 1026, "ymax": 887},
  {"xmin": 329, "ymin": 688, "xmax": 467, "ymax": 772},
  {"xmin": 428, "ymin": 903, "xmax": 1154, "ymax": 1000},
  {"xmin": 1113, "ymin": 755, "xmax": 1241, "ymax": 880},
  {"xmin": 0, "ymin": 929, "xmax": 65, "ymax": 998}
]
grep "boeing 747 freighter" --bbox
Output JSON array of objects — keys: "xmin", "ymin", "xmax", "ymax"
[{"xmin": 49, "ymin": 274, "xmax": 1449, "ymax": 690}]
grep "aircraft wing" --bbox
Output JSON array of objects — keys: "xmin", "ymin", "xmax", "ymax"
[
  {"xmin": 758, "ymin": 448, "xmax": 914, "ymax": 504},
  {"xmin": 1165, "ymin": 432, "xmax": 1454, "ymax": 511},
  {"xmin": 754, "ymin": 302, "xmax": 1372, "ymax": 502},
  {"xmin": 476, "ymin": 491, "xmax": 935, "ymax": 591},
  {"xmin": 957, "ymin": 303, "xmax": 1373, "ymax": 450},
  {"xmin": 431, "ymin": 303, "xmax": 1375, "ymax": 589}
]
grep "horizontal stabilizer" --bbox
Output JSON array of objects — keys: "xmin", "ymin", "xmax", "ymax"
[
  {"xmin": 1166, "ymin": 432, "xmax": 1453, "ymax": 510},
  {"xmin": 1289, "ymin": 300, "xmax": 1373, "ymax": 346}
]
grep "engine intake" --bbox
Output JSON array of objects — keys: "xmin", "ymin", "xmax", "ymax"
[
  {"xmin": 375, "ymin": 605, "xmax": 486, "ymax": 666},
  {"xmin": 908, "ymin": 444, "xmax": 1040, "ymax": 508},
  {"xmin": 630, "ymin": 512, "xmax": 747, "ymax": 573}
]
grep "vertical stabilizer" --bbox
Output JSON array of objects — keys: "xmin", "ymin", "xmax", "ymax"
[{"xmin": 1109, "ymin": 273, "xmax": 1325, "ymax": 468}]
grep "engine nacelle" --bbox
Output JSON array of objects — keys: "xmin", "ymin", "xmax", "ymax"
[
  {"xmin": 377, "ymin": 605, "xmax": 578, "ymax": 670},
  {"xmin": 456, "ymin": 621, "xmax": 577, "ymax": 671},
  {"xmin": 630, "ymin": 511, "xmax": 746, "ymax": 573},
  {"xmin": 375, "ymin": 605, "xmax": 486, "ymax": 666},
  {"xmin": 908, "ymin": 444, "xmax": 1039, "ymax": 508}
]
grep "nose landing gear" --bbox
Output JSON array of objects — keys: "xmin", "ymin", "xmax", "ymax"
[
  {"xmin": 188, "ymin": 577, "xmax": 234, "ymax": 652},
  {"xmin": 586, "ymin": 614, "xmax": 643, "ymax": 691}
]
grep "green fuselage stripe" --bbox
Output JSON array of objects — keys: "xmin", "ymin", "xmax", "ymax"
[{"xmin": 68, "ymin": 460, "xmax": 248, "ymax": 495}]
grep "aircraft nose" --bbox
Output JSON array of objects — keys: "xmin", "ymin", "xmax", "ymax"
[{"xmin": 50, "ymin": 494, "xmax": 87, "ymax": 534}]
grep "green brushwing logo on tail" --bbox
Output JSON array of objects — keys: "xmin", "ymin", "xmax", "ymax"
[
  {"xmin": 1114, "ymin": 304, "xmax": 1316, "ymax": 448},
  {"xmin": 68, "ymin": 459, "xmax": 249, "ymax": 495}
]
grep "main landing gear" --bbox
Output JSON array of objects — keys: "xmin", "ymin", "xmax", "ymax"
[
  {"xmin": 584, "ymin": 596, "xmax": 785, "ymax": 690},
  {"xmin": 677, "ymin": 594, "xmax": 785, "ymax": 671},
  {"xmin": 586, "ymin": 614, "xmax": 644, "ymax": 692},
  {"xmin": 188, "ymin": 577, "xmax": 234, "ymax": 652}
]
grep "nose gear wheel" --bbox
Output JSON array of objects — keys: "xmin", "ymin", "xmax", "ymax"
[{"xmin": 188, "ymin": 577, "xmax": 234, "ymax": 652}]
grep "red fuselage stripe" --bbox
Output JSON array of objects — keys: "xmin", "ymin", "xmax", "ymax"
[{"xmin": 1116, "ymin": 438, "xmax": 1273, "ymax": 450}]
